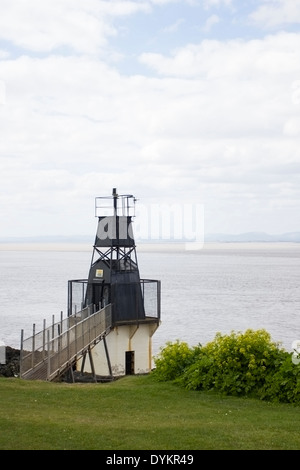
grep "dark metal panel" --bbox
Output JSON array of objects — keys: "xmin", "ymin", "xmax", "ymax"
[
  {"xmin": 111, "ymin": 272, "xmax": 146, "ymax": 322},
  {"xmin": 95, "ymin": 216, "xmax": 135, "ymax": 247}
]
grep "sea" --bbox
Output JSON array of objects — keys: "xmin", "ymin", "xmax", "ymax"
[{"xmin": 0, "ymin": 242, "xmax": 299, "ymax": 356}]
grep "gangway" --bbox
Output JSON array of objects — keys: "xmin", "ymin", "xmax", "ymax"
[{"xmin": 20, "ymin": 304, "xmax": 112, "ymax": 382}]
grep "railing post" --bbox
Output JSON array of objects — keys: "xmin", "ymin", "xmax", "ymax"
[
  {"xmin": 47, "ymin": 329, "xmax": 50, "ymax": 381},
  {"xmin": 81, "ymin": 281, "xmax": 85, "ymax": 310},
  {"xmin": 51, "ymin": 315, "xmax": 55, "ymax": 353},
  {"xmin": 75, "ymin": 317, "xmax": 77, "ymax": 358},
  {"xmin": 42, "ymin": 319, "xmax": 46, "ymax": 360},
  {"xmin": 157, "ymin": 281, "xmax": 161, "ymax": 320},
  {"xmin": 58, "ymin": 323, "xmax": 61, "ymax": 373},
  {"xmin": 68, "ymin": 280, "xmax": 72, "ymax": 317},
  {"xmin": 31, "ymin": 324, "xmax": 35, "ymax": 370},
  {"xmin": 67, "ymin": 326, "xmax": 70, "ymax": 364},
  {"xmin": 20, "ymin": 329, "xmax": 24, "ymax": 379}
]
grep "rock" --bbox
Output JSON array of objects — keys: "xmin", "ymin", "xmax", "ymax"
[{"xmin": 0, "ymin": 346, "xmax": 20, "ymax": 377}]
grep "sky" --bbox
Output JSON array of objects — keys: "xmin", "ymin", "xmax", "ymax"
[{"xmin": 0, "ymin": 0, "xmax": 300, "ymax": 240}]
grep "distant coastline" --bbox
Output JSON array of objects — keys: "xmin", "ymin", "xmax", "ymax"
[
  {"xmin": 0, "ymin": 231, "xmax": 299, "ymax": 245},
  {"xmin": 0, "ymin": 231, "xmax": 299, "ymax": 252},
  {"xmin": 203, "ymin": 231, "xmax": 300, "ymax": 243}
]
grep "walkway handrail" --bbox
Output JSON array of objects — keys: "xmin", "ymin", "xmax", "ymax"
[{"xmin": 20, "ymin": 304, "xmax": 112, "ymax": 381}]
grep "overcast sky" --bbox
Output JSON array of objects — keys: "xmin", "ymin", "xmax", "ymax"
[{"xmin": 0, "ymin": 0, "xmax": 300, "ymax": 239}]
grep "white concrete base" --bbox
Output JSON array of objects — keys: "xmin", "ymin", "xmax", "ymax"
[{"xmin": 77, "ymin": 322, "xmax": 160, "ymax": 377}]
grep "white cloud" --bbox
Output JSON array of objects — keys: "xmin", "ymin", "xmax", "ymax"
[
  {"xmin": 203, "ymin": 14, "xmax": 220, "ymax": 32},
  {"xmin": 149, "ymin": 0, "xmax": 185, "ymax": 5},
  {"xmin": 203, "ymin": 0, "xmax": 233, "ymax": 9},
  {"xmin": 0, "ymin": 0, "xmax": 149, "ymax": 54},
  {"xmin": 139, "ymin": 32, "xmax": 300, "ymax": 78},
  {"xmin": 292, "ymin": 80, "xmax": 300, "ymax": 105},
  {"xmin": 0, "ymin": 50, "xmax": 10, "ymax": 59},
  {"xmin": 250, "ymin": 0, "xmax": 300, "ymax": 28},
  {"xmin": 0, "ymin": 2, "xmax": 299, "ymax": 236},
  {"xmin": 0, "ymin": 80, "xmax": 6, "ymax": 104},
  {"xmin": 283, "ymin": 118, "xmax": 300, "ymax": 137},
  {"xmin": 1, "ymin": 33, "xmax": 299, "ymax": 234},
  {"xmin": 162, "ymin": 18, "xmax": 185, "ymax": 33}
]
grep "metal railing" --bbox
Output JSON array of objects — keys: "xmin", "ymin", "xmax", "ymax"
[
  {"xmin": 20, "ymin": 304, "xmax": 112, "ymax": 381},
  {"xmin": 68, "ymin": 278, "xmax": 161, "ymax": 320}
]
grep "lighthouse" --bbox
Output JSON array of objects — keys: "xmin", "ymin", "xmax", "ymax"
[{"xmin": 68, "ymin": 188, "xmax": 161, "ymax": 378}]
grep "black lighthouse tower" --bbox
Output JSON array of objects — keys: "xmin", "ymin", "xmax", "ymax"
[
  {"xmin": 67, "ymin": 188, "xmax": 161, "ymax": 377},
  {"xmin": 20, "ymin": 188, "xmax": 161, "ymax": 381},
  {"xmin": 84, "ymin": 188, "xmax": 146, "ymax": 324}
]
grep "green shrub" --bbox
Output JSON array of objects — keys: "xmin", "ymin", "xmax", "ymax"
[
  {"xmin": 181, "ymin": 329, "xmax": 287, "ymax": 396},
  {"xmin": 152, "ymin": 340, "xmax": 198, "ymax": 382},
  {"xmin": 258, "ymin": 354, "xmax": 300, "ymax": 404},
  {"xmin": 152, "ymin": 329, "xmax": 300, "ymax": 404}
]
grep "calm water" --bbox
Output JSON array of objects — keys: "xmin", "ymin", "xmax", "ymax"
[{"xmin": 0, "ymin": 243, "xmax": 299, "ymax": 355}]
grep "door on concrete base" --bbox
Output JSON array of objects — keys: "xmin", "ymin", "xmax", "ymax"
[{"xmin": 125, "ymin": 351, "xmax": 135, "ymax": 375}]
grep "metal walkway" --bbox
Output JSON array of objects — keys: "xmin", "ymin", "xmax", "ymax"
[{"xmin": 20, "ymin": 304, "xmax": 112, "ymax": 382}]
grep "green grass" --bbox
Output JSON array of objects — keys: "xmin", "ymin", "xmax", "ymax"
[{"xmin": 1, "ymin": 374, "xmax": 300, "ymax": 450}]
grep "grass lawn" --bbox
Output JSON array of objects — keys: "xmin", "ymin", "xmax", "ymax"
[{"xmin": 1, "ymin": 373, "xmax": 299, "ymax": 450}]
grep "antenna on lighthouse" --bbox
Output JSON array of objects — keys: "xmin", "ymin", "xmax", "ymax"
[{"xmin": 112, "ymin": 187, "xmax": 118, "ymax": 216}]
